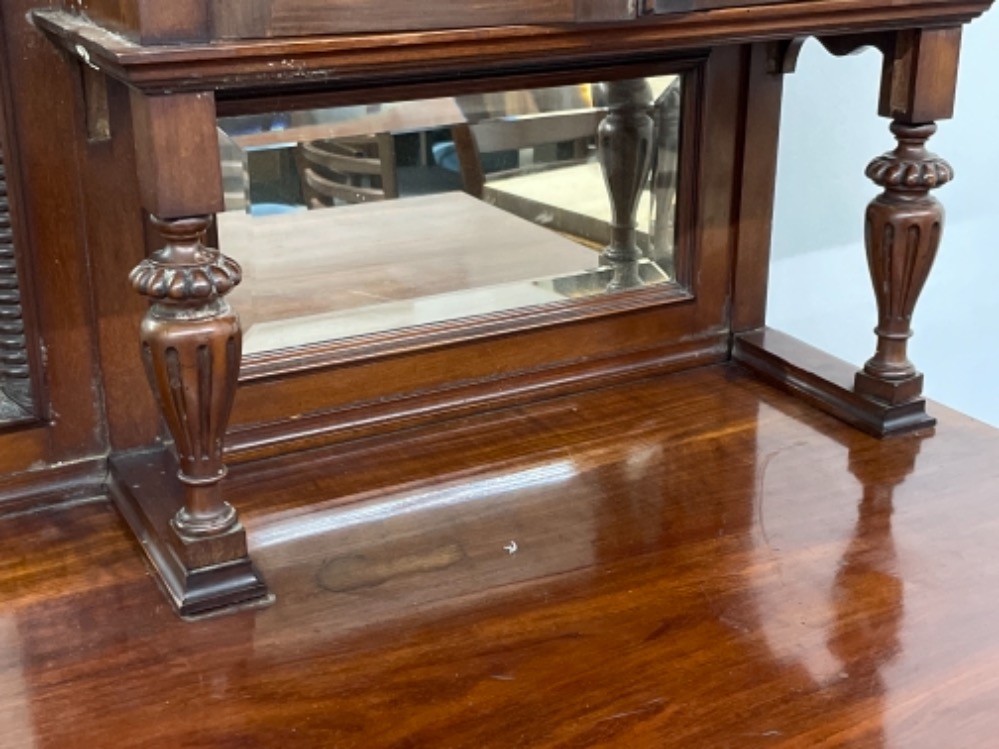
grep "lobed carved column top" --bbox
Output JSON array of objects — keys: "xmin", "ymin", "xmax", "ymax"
[
  {"xmin": 129, "ymin": 215, "xmax": 241, "ymax": 304},
  {"xmin": 866, "ymin": 122, "xmax": 953, "ymax": 193}
]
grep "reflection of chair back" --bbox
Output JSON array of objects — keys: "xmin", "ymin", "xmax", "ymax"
[
  {"xmin": 452, "ymin": 109, "xmax": 606, "ymax": 197},
  {"xmin": 297, "ymin": 133, "xmax": 398, "ymax": 208}
]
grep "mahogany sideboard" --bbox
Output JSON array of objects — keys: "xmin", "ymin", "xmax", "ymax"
[{"xmin": 0, "ymin": 0, "xmax": 992, "ymax": 618}]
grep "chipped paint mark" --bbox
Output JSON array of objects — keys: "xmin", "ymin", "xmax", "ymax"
[{"xmin": 504, "ymin": 540, "xmax": 518, "ymax": 555}]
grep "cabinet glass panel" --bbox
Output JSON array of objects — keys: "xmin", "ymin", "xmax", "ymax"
[{"xmin": 217, "ymin": 75, "xmax": 683, "ymax": 357}]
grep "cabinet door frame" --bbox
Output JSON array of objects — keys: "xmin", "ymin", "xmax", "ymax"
[{"xmin": 0, "ymin": 0, "xmax": 107, "ymax": 505}]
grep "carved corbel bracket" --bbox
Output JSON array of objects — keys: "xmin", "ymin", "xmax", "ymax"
[{"xmin": 767, "ymin": 32, "xmax": 894, "ymax": 75}]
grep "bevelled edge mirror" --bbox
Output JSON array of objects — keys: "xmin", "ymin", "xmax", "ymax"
[{"xmin": 214, "ymin": 61, "xmax": 700, "ymax": 378}]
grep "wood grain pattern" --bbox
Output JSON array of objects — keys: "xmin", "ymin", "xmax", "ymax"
[
  {"xmin": 34, "ymin": 2, "xmax": 992, "ymax": 96},
  {"xmin": 4, "ymin": 365, "xmax": 999, "ymax": 746},
  {"xmin": 213, "ymin": 0, "xmax": 635, "ymax": 39},
  {"xmin": 16, "ymin": 0, "xmax": 991, "ymax": 633},
  {"xmin": 734, "ymin": 327, "xmax": 935, "ymax": 437}
]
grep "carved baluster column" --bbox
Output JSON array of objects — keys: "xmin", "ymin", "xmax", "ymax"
[
  {"xmin": 113, "ymin": 90, "xmax": 269, "ymax": 617},
  {"xmin": 130, "ymin": 216, "xmax": 242, "ymax": 538},
  {"xmin": 854, "ymin": 122, "xmax": 952, "ymax": 405},
  {"xmin": 850, "ymin": 27, "xmax": 962, "ymax": 430},
  {"xmin": 728, "ymin": 31, "xmax": 964, "ymax": 437},
  {"xmin": 598, "ymin": 79, "xmax": 654, "ymax": 291}
]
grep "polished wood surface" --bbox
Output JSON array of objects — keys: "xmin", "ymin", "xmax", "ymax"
[
  {"xmin": 735, "ymin": 328, "xmax": 936, "ymax": 437},
  {"xmin": 3, "ymin": 364, "xmax": 999, "ymax": 746}
]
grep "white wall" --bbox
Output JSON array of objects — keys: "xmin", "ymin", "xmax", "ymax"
[{"xmin": 769, "ymin": 11, "xmax": 999, "ymax": 427}]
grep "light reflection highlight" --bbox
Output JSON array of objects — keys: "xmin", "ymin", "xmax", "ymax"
[{"xmin": 252, "ymin": 459, "xmax": 578, "ymax": 549}]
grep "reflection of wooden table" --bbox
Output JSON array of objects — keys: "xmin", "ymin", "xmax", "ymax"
[
  {"xmin": 221, "ymin": 192, "xmax": 600, "ymax": 352},
  {"xmin": 482, "ymin": 161, "xmax": 653, "ymax": 248}
]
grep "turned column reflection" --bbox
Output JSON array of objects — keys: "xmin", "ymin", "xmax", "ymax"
[
  {"xmin": 598, "ymin": 79, "xmax": 654, "ymax": 291},
  {"xmin": 130, "ymin": 215, "xmax": 243, "ymax": 538},
  {"xmin": 826, "ymin": 434, "xmax": 924, "ymax": 746}
]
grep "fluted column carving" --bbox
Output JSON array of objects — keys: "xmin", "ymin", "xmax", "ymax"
[
  {"xmin": 130, "ymin": 215, "xmax": 243, "ymax": 539},
  {"xmin": 855, "ymin": 121, "xmax": 952, "ymax": 405},
  {"xmin": 0, "ymin": 148, "xmax": 31, "ymax": 412},
  {"xmin": 598, "ymin": 79, "xmax": 654, "ymax": 291}
]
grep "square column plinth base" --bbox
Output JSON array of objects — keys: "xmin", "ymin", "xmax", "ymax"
[
  {"xmin": 734, "ymin": 328, "xmax": 936, "ymax": 438},
  {"xmin": 109, "ymin": 448, "xmax": 273, "ymax": 619}
]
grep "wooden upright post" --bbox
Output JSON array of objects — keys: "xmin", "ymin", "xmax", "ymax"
[
  {"xmin": 111, "ymin": 89, "xmax": 271, "ymax": 618},
  {"xmin": 853, "ymin": 28, "xmax": 962, "ymax": 429}
]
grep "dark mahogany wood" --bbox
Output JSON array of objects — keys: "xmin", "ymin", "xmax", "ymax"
[
  {"xmin": 851, "ymin": 27, "xmax": 961, "ymax": 418},
  {"xmin": 214, "ymin": 0, "xmax": 636, "ymax": 39},
  {"xmin": 853, "ymin": 121, "xmax": 951, "ymax": 411},
  {"xmin": 130, "ymin": 216, "xmax": 242, "ymax": 535},
  {"xmin": 70, "ymin": 0, "xmax": 213, "ymax": 44},
  {"xmin": 736, "ymin": 25, "xmax": 965, "ymax": 437},
  {"xmin": 4, "ymin": 366, "xmax": 999, "ymax": 745},
  {"xmin": 0, "ymin": 0, "xmax": 107, "ymax": 499},
  {"xmin": 108, "ymin": 448, "xmax": 270, "ymax": 618},
  {"xmin": 70, "ymin": 0, "xmax": 636, "ymax": 43},
  {"xmin": 124, "ymin": 86, "xmax": 265, "ymax": 611},
  {"xmin": 730, "ymin": 42, "xmax": 785, "ymax": 332},
  {"xmin": 734, "ymin": 327, "xmax": 936, "ymax": 437},
  {"xmin": 126, "ymin": 215, "xmax": 269, "ymax": 615},
  {"xmin": 34, "ymin": 3, "xmax": 991, "ymax": 96},
  {"xmin": 11, "ymin": 0, "xmax": 994, "ymax": 624}
]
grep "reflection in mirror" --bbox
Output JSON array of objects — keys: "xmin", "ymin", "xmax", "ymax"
[
  {"xmin": 0, "ymin": 145, "xmax": 33, "ymax": 422},
  {"xmin": 217, "ymin": 75, "xmax": 683, "ymax": 356}
]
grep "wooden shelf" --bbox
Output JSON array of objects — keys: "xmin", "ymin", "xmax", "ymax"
[{"xmin": 6, "ymin": 364, "xmax": 999, "ymax": 745}]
